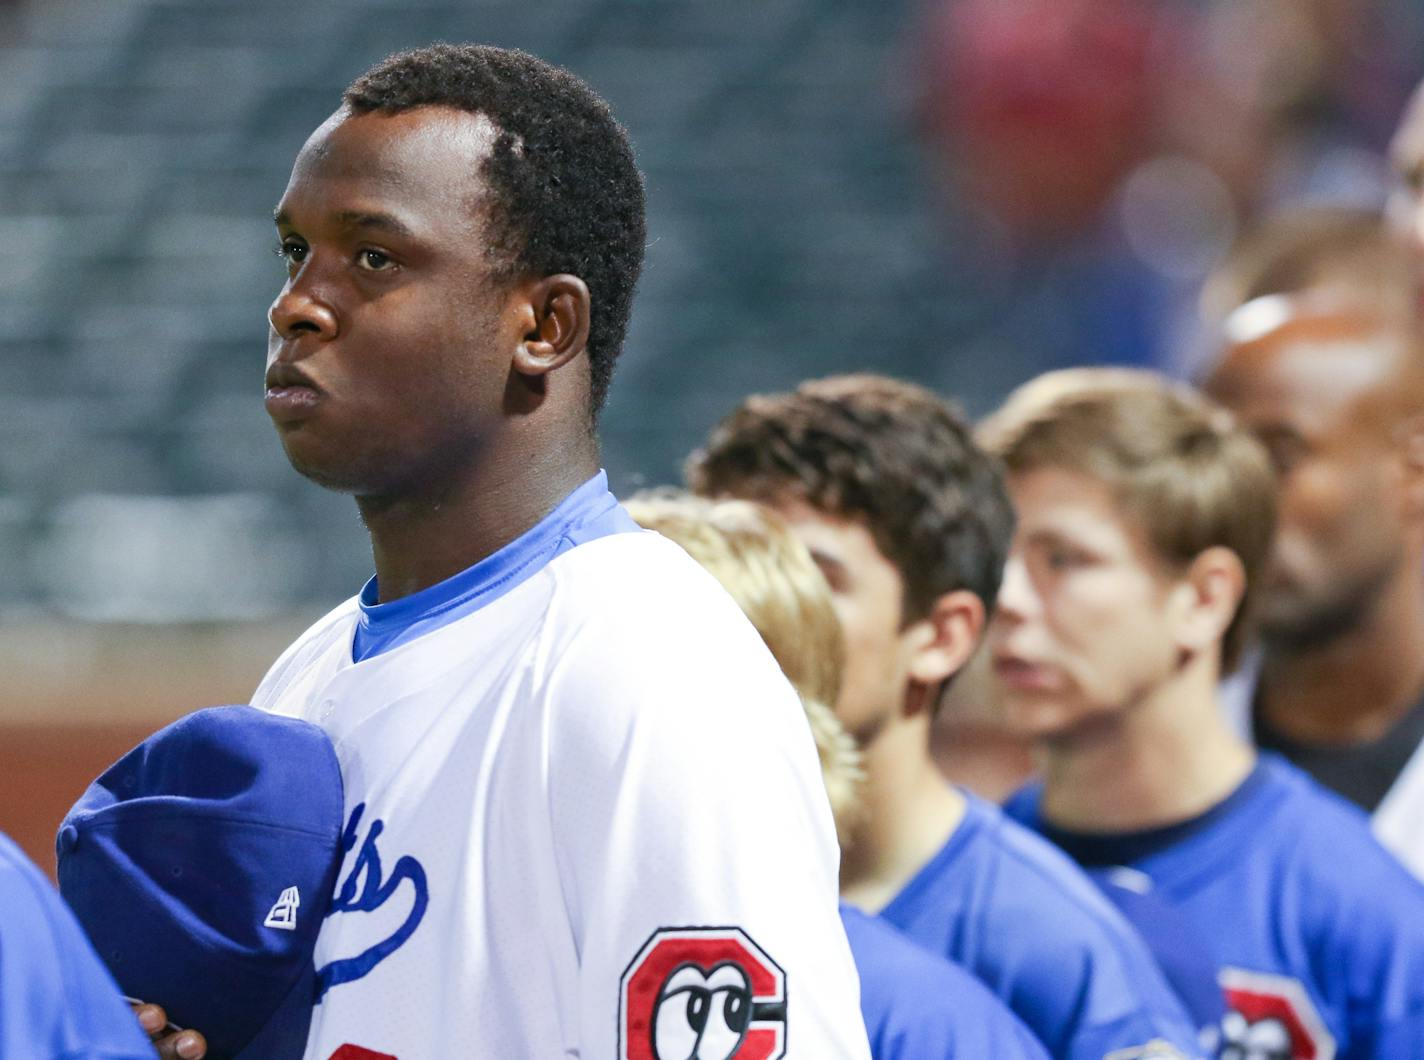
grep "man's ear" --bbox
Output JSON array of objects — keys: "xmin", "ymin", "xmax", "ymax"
[
  {"xmin": 1169, "ymin": 546, "xmax": 1245, "ymax": 657},
  {"xmin": 512, "ymin": 274, "xmax": 591, "ymax": 377},
  {"xmin": 906, "ymin": 589, "xmax": 986, "ymax": 690}
]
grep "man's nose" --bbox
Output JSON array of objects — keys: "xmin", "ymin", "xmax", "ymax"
[
  {"xmin": 995, "ymin": 553, "xmax": 1035, "ymax": 621},
  {"xmin": 268, "ymin": 272, "xmax": 338, "ymax": 341}
]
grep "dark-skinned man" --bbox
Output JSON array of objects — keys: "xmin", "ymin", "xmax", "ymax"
[
  {"xmin": 97, "ymin": 44, "xmax": 872, "ymax": 1059},
  {"xmin": 1204, "ymin": 300, "xmax": 1424, "ymax": 879}
]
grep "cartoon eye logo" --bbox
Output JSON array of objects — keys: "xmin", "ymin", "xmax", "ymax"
[
  {"xmin": 1219, "ymin": 1011, "xmax": 1293, "ymax": 1060},
  {"xmin": 652, "ymin": 961, "xmax": 753, "ymax": 1060}
]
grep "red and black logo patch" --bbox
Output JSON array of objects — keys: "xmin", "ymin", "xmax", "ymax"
[
  {"xmin": 619, "ymin": 927, "xmax": 787, "ymax": 1060},
  {"xmin": 1219, "ymin": 968, "xmax": 1336, "ymax": 1060}
]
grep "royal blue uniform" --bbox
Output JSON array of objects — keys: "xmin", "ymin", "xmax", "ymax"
[
  {"xmin": 877, "ymin": 790, "xmax": 1202, "ymax": 1060},
  {"xmin": 840, "ymin": 904, "xmax": 1050, "ymax": 1059},
  {"xmin": 0, "ymin": 832, "xmax": 153, "ymax": 1059},
  {"xmin": 1006, "ymin": 756, "xmax": 1424, "ymax": 1059},
  {"xmin": 1092, "ymin": 868, "xmax": 1227, "ymax": 1034}
]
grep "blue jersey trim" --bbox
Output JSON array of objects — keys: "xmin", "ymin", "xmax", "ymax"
[{"xmin": 352, "ymin": 471, "xmax": 639, "ymax": 662}]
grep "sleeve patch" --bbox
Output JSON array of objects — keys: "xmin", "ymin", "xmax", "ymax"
[{"xmin": 619, "ymin": 927, "xmax": 787, "ymax": 1060}]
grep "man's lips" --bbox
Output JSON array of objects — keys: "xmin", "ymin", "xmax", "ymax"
[
  {"xmin": 265, "ymin": 361, "xmax": 320, "ymax": 392},
  {"xmin": 264, "ymin": 384, "xmax": 322, "ymax": 421},
  {"xmin": 992, "ymin": 653, "xmax": 1060, "ymax": 692},
  {"xmin": 264, "ymin": 365, "xmax": 323, "ymax": 421}
]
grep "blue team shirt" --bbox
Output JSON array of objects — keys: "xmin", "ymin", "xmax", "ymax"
[
  {"xmin": 1005, "ymin": 756, "xmax": 1424, "ymax": 1060},
  {"xmin": 352, "ymin": 470, "xmax": 639, "ymax": 660},
  {"xmin": 0, "ymin": 832, "xmax": 153, "ymax": 1059},
  {"xmin": 1092, "ymin": 868, "xmax": 1227, "ymax": 1034},
  {"xmin": 840, "ymin": 904, "xmax": 1051, "ymax": 1059},
  {"xmin": 878, "ymin": 790, "xmax": 1202, "ymax": 1060}
]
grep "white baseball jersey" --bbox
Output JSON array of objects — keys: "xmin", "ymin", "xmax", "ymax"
[
  {"xmin": 253, "ymin": 500, "xmax": 871, "ymax": 1059},
  {"xmin": 1221, "ymin": 652, "xmax": 1424, "ymax": 880}
]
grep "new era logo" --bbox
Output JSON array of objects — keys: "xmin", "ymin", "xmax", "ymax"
[{"xmin": 264, "ymin": 886, "xmax": 301, "ymax": 931}]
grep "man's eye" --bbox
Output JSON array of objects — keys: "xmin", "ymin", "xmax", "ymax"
[
  {"xmin": 1043, "ymin": 547, "xmax": 1088, "ymax": 571},
  {"xmin": 357, "ymin": 248, "xmax": 394, "ymax": 271},
  {"xmin": 274, "ymin": 241, "xmax": 306, "ymax": 267},
  {"xmin": 1260, "ymin": 436, "xmax": 1307, "ymax": 477}
]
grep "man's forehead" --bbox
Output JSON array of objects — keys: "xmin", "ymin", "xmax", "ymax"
[
  {"xmin": 1010, "ymin": 465, "xmax": 1115, "ymax": 512},
  {"xmin": 1010, "ymin": 468, "xmax": 1163, "ymax": 567},
  {"xmin": 287, "ymin": 105, "xmax": 502, "ymax": 198},
  {"xmin": 1214, "ymin": 326, "xmax": 1406, "ymax": 437},
  {"xmin": 766, "ymin": 495, "xmax": 861, "ymax": 544}
]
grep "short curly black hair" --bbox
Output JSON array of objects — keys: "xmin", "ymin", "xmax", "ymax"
[
  {"xmin": 686, "ymin": 374, "xmax": 1015, "ymax": 621},
  {"xmin": 344, "ymin": 44, "xmax": 646, "ymax": 414}
]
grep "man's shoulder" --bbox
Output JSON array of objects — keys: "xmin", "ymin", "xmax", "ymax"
[
  {"xmin": 962, "ymin": 794, "xmax": 1138, "ymax": 933},
  {"xmin": 1261, "ymin": 759, "xmax": 1424, "ymax": 939},
  {"xmin": 841, "ymin": 906, "xmax": 1051, "ymax": 1060},
  {"xmin": 890, "ymin": 810, "xmax": 1199, "ymax": 1056},
  {"xmin": 252, "ymin": 597, "xmax": 359, "ymax": 709},
  {"xmin": 0, "ymin": 832, "xmax": 59, "ymax": 926},
  {"xmin": 0, "ymin": 834, "xmax": 154, "ymax": 1058},
  {"xmin": 550, "ymin": 528, "xmax": 743, "ymax": 610},
  {"xmin": 888, "ymin": 794, "xmax": 1170, "ymax": 978},
  {"xmin": 1260, "ymin": 758, "xmax": 1415, "ymax": 879},
  {"xmin": 539, "ymin": 533, "xmax": 810, "ymax": 772},
  {"xmin": 544, "ymin": 529, "xmax": 781, "ymax": 661}
]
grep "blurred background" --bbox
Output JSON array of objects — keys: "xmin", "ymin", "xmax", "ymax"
[{"xmin": 1, "ymin": 0, "xmax": 1421, "ymax": 867}]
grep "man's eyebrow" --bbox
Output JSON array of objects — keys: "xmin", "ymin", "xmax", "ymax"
[
  {"xmin": 333, "ymin": 210, "xmax": 418, "ymax": 239},
  {"xmin": 1253, "ymin": 422, "xmax": 1306, "ymax": 444},
  {"xmin": 270, "ymin": 208, "xmax": 417, "ymax": 240},
  {"xmin": 1023, "ymin": 527, "xmax": 1084, "ymax": 549}
]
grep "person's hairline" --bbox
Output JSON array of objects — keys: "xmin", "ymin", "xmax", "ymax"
[{"xmin": 713, "ymin": 472, "xmax": 999, "ymax": 632}]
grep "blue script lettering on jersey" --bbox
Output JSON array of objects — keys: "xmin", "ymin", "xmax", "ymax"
[{"xmin": 316, "ymin": 803, "xmax": 429, "ymax": 999}]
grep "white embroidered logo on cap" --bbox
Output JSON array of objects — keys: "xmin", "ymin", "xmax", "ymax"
[{"xmin": 264, "ymin": 886, "xmax": 301, "ymax": 931}]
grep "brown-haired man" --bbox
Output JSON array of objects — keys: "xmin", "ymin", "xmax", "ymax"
[
  {"xmin": 987, "ymin": 367, "xmax": 1424, "ymax": 1060},
  {"xmin": 690, "ymin": 373, "xmax": 1201, "ymax": 1060}
]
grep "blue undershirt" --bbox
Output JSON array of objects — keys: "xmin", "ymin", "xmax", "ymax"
[{"xmin": 351, "ymin": 471, "xmax": 639, "ymax": 662}]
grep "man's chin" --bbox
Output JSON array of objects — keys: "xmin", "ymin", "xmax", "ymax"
[
  {"xmin": 1258, "ymin": 595, "xmax": 1366, "ymax": 652},
  {"xmin": 280, "ymin": 444, "xmax": 370, "ymax": 495},
  {"xmin": 999, "ymin": 696, "xmax": 1076, "ymax": 743}
]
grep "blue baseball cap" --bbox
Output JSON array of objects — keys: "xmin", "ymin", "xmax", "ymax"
[{"xmin": 57, "ymin": 705, "xmax": 344, "ymax": 1060}]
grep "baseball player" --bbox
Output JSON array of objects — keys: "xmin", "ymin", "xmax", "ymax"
[
  {"xmin": 251, "ymin": 44, "xmax": 870, "ymax": 1059},
  {"xmin": 688, "ymin": 374, "xmax": 1202, "ymax": 1060},
  {"xmin": 626, "ymin": 491, "xmax": 1053, "ymax": 1059},
  {"xmin": 984, "ymin": 368, "xmax": 1424, "ymax": 1058}
]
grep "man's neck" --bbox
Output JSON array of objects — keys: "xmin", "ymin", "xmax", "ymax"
[
  {"xmin": 1038, "ymin": 659, "xmax": 1256, "ymax": 834},
  {"xmin": 360, "ymin": 433, "xmax": 600, "ymax": 603},
  {"xmin": 840, "ymin": 715, "xmax": 966, "ymax": 913},
  {"xmin": 1259, "ymin": 571, "xmax": 1424, "ymax": 745}
]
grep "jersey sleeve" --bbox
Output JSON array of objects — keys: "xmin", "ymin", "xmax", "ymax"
[
  {"xmin": 543, "ymin": 575, "xmax": 872, "ymax": 1059},
  {"xmin": 0, "ymin": 834, "xmax": 155, "ymax": 1060}
]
